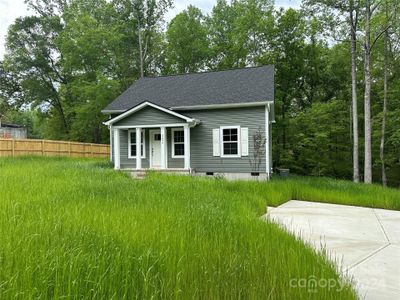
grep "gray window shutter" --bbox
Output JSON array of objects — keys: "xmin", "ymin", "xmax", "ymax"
[
  {"xmin": 212, "ymin": 128, "xmax": 220, "ymax": 156},
  {"xmin": 240, "ymin": 127, "xmax": 249, "ymax": 156}
]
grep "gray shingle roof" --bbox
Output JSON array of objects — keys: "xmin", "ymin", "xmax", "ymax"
[{"xmin": 102, "ymin": 65, "xmax": 274, "ymax": 112}]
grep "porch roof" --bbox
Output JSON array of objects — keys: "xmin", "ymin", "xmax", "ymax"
[{"xmin": 103, "ymin": 101, "xmax": 199, "ymax": 127}]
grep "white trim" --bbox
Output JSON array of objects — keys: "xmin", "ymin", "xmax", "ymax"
[
  {"xmin": 103, "ymin": 101, "xmax": 195, "ymax": 126},
  {"xmin": 128, "ymin": 129, "xmax": 146, "ymax": 159},
  {"xmin": 160, "ymin": 126, "xmax": 167, "ymax": 169},
  {"xmin": 136, "ymin": 128, "xmax": 142, "ymax": 169},
  {"xmin": 265, "ymin": 104, "xmax": 271, "ymax": 178},
  {"xmin": 170, "ymin": 101, "xmax": 273, "ymax": 111},
  {"xmin": 112, "ymin": 123, "xmax": 187, "ymax": 129},
  {"xmin": 113, "ymin": 128, "xmax": 121, "ymax": 169},
  {"xmin": 102, "ymin": 109, "xmax": 125, "ymax": 114},
  {"xmin": 171, "ymin": 128, "xmax": 185, "ymax": 158},
  {"xmin": 149, "ymin": 129, "xmax": 160, "ymax": 169},
  {"xmin": 220, "ymin": 126, "xmax": 241, "ymax": 158},
  {"xmin": 103, "ymin": 101, "xmax": 274, "ymax": 114},
  {"xmin": 109, "ymin": 126, "xmax": 113, "ymax": 162},
  {"xmin": 184, "ymin": 124, "xmax": 190, "ymax": 170}
]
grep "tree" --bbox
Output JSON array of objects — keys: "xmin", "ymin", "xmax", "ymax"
[
  {"xmin": 304, "ymin": 0, "xmax": 361, "ymax": 183},
  {"xmin": 376, "ymin": 0, "xmax": 400, "ymax": 186},
  {"xmin": 380, "ymin": 11, "xmax": 389, "ymax": 186},
  {"xmin": 361, "ymin": 0, "xmax": 390, "ymax": 183},
  {"xmin": 207, "ymin": 0, "xmax": 274, "ymax": 69},
  {"xmin": 349, "ymin": 0, "xmax": 361, "ymax": 183},
  {"xmin": 113, "ymin": 0, "xmax": 172, "ymax": 77},
  {"xmin": 265, "ymin": 8, "xmax": 308, "ymax": 167},
  {"xmin": 57, "ymin": 0, "xmax": 130, "ymax": 142},
  {"xmin": 363, "ymin": 0, "xmax": 374, "ymax": 183},
  {"xmin": 288, "ymin": 100, "xmax": 352, "ymax": 178},
  {"xmin": 3, "ymin": 15, "xmax": 69, "ymax": 135},
  {"xmin": 165, "ymin": 6, "xmax": 210, "ymax": 73}
]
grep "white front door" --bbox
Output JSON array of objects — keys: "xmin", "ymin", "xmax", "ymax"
[{"xmin": 150, "ymin": 130, "xmax": 162, "ymax": 168}]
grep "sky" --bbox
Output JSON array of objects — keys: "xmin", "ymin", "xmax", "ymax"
[{"xmin": 0, "ymin": 0, "xmax": 301, "ymax": 59}]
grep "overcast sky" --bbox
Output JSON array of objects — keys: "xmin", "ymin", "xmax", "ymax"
[{"xmin": 0, "ymin": 0, "xmax": 301, "ymax": 59}]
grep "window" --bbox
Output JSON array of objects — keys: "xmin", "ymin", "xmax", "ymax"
[
  {"xmin": 172, "ymin": 128, "xmax": 184, "ymax": 158},
  {"xmin": 221, "ymin": 126, "xmax": 240, "ymax": 157},
  {"xmin": 128, "ymin": 129, "xmax": 145, "ymax": 158}
]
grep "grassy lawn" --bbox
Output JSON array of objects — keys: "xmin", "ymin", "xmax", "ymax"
[
  {"xmin": 236, "ymin": 175, "xmax": 400, "ymax": 212},
  {"xmin": 2, "ymin": 157, "xmax": 399, "ymax": 299}
]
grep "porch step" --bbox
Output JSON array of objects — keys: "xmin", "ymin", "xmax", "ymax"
[
  {"xmin": 125, "ymin": 168, "xmax": 191, "ymax": 180},
  {"xmin": 131, "ymin": 171, "xmax": 147, "ymax": 180}
]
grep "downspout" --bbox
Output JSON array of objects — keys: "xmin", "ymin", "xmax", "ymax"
[{"xmin": 265, "ymin": 103, "xmax": 271, "ymax": 180}]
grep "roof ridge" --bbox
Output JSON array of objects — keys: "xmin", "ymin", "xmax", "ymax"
[{"xmin": 142, "ymin": 65, "xmax": 274, "ymax": 80}]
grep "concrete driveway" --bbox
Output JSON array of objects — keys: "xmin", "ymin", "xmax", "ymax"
[{"xmin": 266, "ymin": 200, "xmax": 400, "ymax": 300}]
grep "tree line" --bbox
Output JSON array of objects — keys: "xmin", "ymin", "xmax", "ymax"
[{"xmin": 0, "ymin": 0, "xmax": 399, "ymax": 186}]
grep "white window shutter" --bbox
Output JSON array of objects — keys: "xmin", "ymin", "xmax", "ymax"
[
  {"xmin": 241, "ymin": 128, "xmax": 249, "ymax": 156},
  {"xmin": 212, "ymin": 129, "xmax": 220, "ymax": 156}
]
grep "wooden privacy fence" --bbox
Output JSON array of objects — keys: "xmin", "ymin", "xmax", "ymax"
[{"xmin": 0, "ymin": 138, "xmax": 110, "ymax": 158}]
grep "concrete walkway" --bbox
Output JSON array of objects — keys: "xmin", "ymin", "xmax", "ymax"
[{"xmin": 266, "ymin": 200, "xmax": 400, "ymax": 300}]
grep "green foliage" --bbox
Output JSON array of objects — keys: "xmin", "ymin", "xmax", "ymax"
[
  {"xmin": 0, "ymin": 157, "xmax": 366, "ymax": 298},
  {"xmin": 165, "ymin": 6, "xmax": 210, "ymax": 73},
  {"xmin": 286, "ymin": 100, "xmax": 352, "ymax": 178},
  {"xmin": 1, "ymin": 110, "xmax": 43, "ymax": 139},
  {"xmin": 69, "ymin": 76, "xmax": 120, "ymax": 142},
  {"xmin": 207, "ymin": 0, "xmax": 274, "ymax": 69}
]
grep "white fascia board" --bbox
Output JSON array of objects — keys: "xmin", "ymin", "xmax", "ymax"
[
  {"xmin": 101, "ymin": 109, "xmax": 125, "ymax": 114},
  {"xmin": 103, "ymin": 101, "xmax": 195, "ymax": 126},
  {"xmin": 170, "ymin": 101, "xmax": 273, "ymax": 111}
]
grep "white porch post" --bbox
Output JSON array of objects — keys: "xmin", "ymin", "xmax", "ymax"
[
  {"xmin": 265, "ymin": 104, "xmax": 270, "ymax": 178},
  {"xmin": 109, "ymin": 126, "xmax": 113, "ymax": 162},
  {"xmin": 136, "ymin": 127, "xmax": 142, "ymax": 170},
  {"xmin": 113, "ymin": 128, "xmax": 121, "ymax": 170},
  {"xmin": 160, "ymin": 126, "xmax": 167, "ymax": 169},
  {"xmin": 184, "ymin": 124, "xmax": 190, "ymax": 170}
]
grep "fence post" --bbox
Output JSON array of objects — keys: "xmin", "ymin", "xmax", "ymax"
[
  {"xmin": 69, "ymin": 142, "xmax": 71, "ymax": 157},
  {"xmin": 41, "ymin": 140, "xmax": 44, "ymax": 156},
  {"xmin": 90, "ymin": 143, "xmax": 93, "ymax": 157}
]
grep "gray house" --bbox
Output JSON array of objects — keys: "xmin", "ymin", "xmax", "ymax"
[{"xmin": 102, "ymin": 65, "xmax": 275, "ymax": 179}]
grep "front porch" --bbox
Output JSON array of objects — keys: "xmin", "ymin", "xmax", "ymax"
[
  {"xmin": 111, "ymin": 124, "xmax": 192, "ymax": 171},
  {"xmin": 104, "ymin": 101, "xmax": 198, "ymax": 172}
]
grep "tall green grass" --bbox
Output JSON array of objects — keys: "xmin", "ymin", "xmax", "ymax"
[
  {"xmin": 230, "ymin": 175, "xmax": 400, "ymax": 212},
  {"xmin": 0, "ymin": 157, "xmax": 374, "ymax": 299}
]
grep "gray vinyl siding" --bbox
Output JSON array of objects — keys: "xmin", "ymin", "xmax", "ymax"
[
  {"xmin": 185, "ymin": 106, "xmax": 266, "ymax": 173},
  {"xmin": 167, "ymin": 128, "xmax": 185, "ymax": 168},
  {"xmin": 114, "ymin": 106, "xmax": 185, "ymax": 127}
]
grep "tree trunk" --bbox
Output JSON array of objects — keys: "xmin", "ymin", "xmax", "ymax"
[
  {"xmin": 380, "ymin": 17, "xmax": 389, "ymax": 186},
  {"xmin": 363, "ymin": 0, "xmax": 373, "ymax": 184},
  {"xmin": 350, "ymin": 8, "xmax": 360, "ymax": 183},
  {"xmin": 138, "ymin": 29, "xmax": 144, "ymax": 78}
]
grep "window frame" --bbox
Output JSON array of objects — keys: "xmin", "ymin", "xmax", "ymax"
[
  {"xmin": 220, "ymin": 126, "xmax": 241, "ymax": 158},
  {"xmin": 128, "ymin": 129, "xmax": 146, "ymax": 159},
  {"xmin": 171, "ymin": 128, "xmax": 185, "ymax": 158}
]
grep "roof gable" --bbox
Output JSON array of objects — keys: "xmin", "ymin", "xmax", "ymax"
[
  {"xmin": 104, "ymin": 102, "xmax": 195, "ymax": 126},
  {"xmin": 103, "ymin": 65, "xmax": 274, "ymax": 113}
]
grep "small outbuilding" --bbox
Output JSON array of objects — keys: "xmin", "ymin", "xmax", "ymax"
[{"xmin": 0, "ymin": 116, "xmax": 27, "ymax": 139}]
